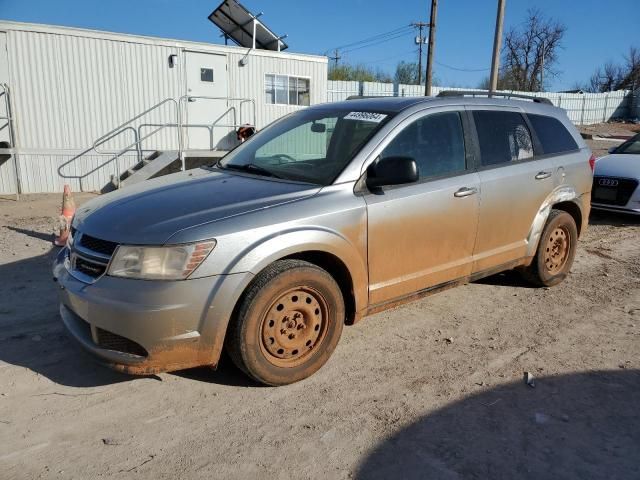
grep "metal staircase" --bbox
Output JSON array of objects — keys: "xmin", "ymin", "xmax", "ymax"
[
  {"xmin": 58, "ymin": 96, "xmax": 256, "ymax": 192},
  {"xmin": 106, "ymin": 150, "xmax": 179, "ymax": 191}
]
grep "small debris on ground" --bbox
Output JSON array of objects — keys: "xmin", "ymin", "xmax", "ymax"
[{"xmin": 524, "ymin": 371, "xmax": 536, "ymax": 388}]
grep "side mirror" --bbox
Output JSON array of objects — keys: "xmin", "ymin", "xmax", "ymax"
[
  {"xmin": 366, "ymin": 156, "xmax": 419, "ymax": 189},
  {"xmin": 608, "ymin": 146, "xmax": 617, "ymax": 154}
]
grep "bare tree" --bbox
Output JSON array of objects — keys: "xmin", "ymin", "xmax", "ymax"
[
  {"xmin": 586, "ymin": 46, "xmax": 640, "ymax": 92},
  {"xmin": 588, "ymin": 61, "xmax": 623, "ymax": 92},
  {"xmin": 501, "ymin": 9, "xmax": 566, "ymax": 91},
  {"xmin": 619, "ymin": 46, "xmax": 640, "ymax": 89}
]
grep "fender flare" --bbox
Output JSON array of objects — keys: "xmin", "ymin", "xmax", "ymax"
[{"xmin": 525, "ymin": 185, "xmax": 582, "ymax": 258}]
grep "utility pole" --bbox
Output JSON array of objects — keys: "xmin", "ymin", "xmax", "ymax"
[
  {"xmin": 412, "ymin": 22, "xmax": 429, "ymax": 85},
  {"xmin": 489, "ymin": 0, "xmax": 506, "ymax": 93},
  {"xmin": 539, "ymin": 41, "xmax": 545, "ymax": 92},
  {"xmin": 328, "ymin": 48, "xmax": 341, "ymax": 69},
  {"xmin": 424, "ymin": 0, "xmax": 438, "ymax": 96}
]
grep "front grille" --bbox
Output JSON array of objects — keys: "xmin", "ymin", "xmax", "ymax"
[
  {"xmin": 75, "ymin": 256, "xmax": 107, "ymax": 277},
  {"xmin": 592, "ymin": 176, "xmax": 639, "ymax": 206},
  {"xmin": 95, "ymin": 327, "xmax": 148, "ymax": 357},
  {"xmin": 68, "ymin": 230, "xmax": 119, "ymax": 282},
  {"xmin": 79, "ymin": 234, "xmax": 118, "ymax": 256}
]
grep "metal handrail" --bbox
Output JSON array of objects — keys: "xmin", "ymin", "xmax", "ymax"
[
  {"xmin": 93, "ymin": 98, "xmax": 179, "ymax": 155},
  {"xmin": 178, "ymin": 95, "xmax": 257, "ymax": 128},
  {"xmin": 58, "ymin": 95, "xmax": 256, "ymax": 190},
  {"xmin": 0, "ymin": 83, "xmax": 21, "ymax": 197},
  {"xmin": 138, "ymin": 123, "xmax": 213, "ymax": 151},
  {"xmin": 59, "ymin": 125, "xmax": 173, "ymax": 181},
  {"xmin": 92, "ymin": 126, "xmax": 140, "ymax": 156}
]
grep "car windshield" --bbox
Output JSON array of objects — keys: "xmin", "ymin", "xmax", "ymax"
[
  {"xmin": 614, "ymin": 133, "xmax": 640, "ymax": 155},
  {"xmin": 219, "ymin": 108, "xmax": 393, "ymax": 185}
]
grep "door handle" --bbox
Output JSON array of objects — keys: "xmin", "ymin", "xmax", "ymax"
[
  {"xmin": 535, "ymin": 171, "xmax": 552, "ymax": 180},
  {"xmin": 454, "ymin": 187, "xmax": 478, "ymax": 198}
]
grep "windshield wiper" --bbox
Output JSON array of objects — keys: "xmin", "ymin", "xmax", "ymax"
[{"xmin": 222, "ymin": 163, "xmax": 283, "ymax": 179}]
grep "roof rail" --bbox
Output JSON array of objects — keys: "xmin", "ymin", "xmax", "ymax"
[
  {"xmin": 346, "ymin": 95, "xmax": 388, "ymax": 100},
  {"xmin": 437, "ymin": 90, "xmax": 554, "ymax": 106}
]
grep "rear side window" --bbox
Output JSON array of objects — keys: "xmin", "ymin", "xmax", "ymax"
[
  {"xmin": 473, "ymin": 111, "xmax": 534, "ymax": 167},
  {"xmin": 528, "ymin": 114, "xmax": 579, "ymax": 155},
  {"xmin": 382, "ymin": 111, "xmax": 466, "ymax": 179}
]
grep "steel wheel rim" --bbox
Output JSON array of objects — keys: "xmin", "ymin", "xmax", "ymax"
[
  {"xmin": 260, "ymin": 287, "xmax": 329, "ymax": 368},
  {"xmin": 544, "ymin": 226, "xmax": 571, "ymax": 275}
]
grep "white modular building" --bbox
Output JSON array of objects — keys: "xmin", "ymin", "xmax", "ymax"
[{"xmin": 0, "ymin": 20, "xmax": 328, "ymax": 194}]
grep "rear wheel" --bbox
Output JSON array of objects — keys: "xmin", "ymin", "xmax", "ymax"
[
  {"xmin": 521, "ymin": 209, "xmax": 578, "ymax": 287},
  {"xmin": 226, "ymin": 259, "xmax": 344, "ymax": 386}
]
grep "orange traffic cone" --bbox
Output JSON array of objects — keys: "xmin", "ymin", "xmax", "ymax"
[{"xmin": 54, "ymin": 185, "xmax": 76, "ymax": 246}]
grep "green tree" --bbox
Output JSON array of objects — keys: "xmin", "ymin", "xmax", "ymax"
[
  {"xmin": 328, "ymin": 63, "xmax": 389, "ymax": 82},
  {"xmin": 395, "ymin": 61, "xmax": 420, "ymax": 85}
]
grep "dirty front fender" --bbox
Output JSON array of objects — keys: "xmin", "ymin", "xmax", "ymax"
[{"xmin": 191, "ymin": 186, "xmax": 369, "ymax": 318}]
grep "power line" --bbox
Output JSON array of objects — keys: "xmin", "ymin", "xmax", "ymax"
[
  {"xmin": 342, "ymin": 31, "xmax": 413, "ymax": 54},
  {"xmin": 328, "ymin": 25, "xmax": 412, "ymax": 52},
  {"xmin": 435, "ymin": 60, "xmax": 490, "ymax": 72}
]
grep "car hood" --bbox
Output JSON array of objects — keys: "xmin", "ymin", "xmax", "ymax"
[
  {"xmin": 73, "ymin": 168, "xmax": 321, "ymax": 245},
  {"xmin": 594, "ymin": 154, "xmax": 640, "ymax": 178}
]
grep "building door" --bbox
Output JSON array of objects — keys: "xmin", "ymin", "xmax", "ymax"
[{"xmin": 183, "ymin": 51, "xmax": 229, "ymax": 150}]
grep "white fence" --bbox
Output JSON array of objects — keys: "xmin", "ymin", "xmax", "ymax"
[{"xmin": 327, "ymin": 80, "xmax": 639, "ymax": 125}]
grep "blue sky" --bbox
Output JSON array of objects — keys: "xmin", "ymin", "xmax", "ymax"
[{"xmin": 0, "ymin": 0, "xmax": 637, "ymax": 90}]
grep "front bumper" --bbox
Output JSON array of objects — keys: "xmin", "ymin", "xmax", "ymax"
[
  {"xmin": 53, "ymin": 248, "xmax": 251, "ymax": 375},
  {"xmin": 591, "ymin": 176, "xmax": 640, "ymax": 216},
  {"xmin": 591, "ymin": 202, "xmax": 640, "ymax": 216}
]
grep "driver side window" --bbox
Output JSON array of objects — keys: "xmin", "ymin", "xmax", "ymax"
[{"xmin": 381, "ymin": 111, "xmax": 466, "ymax": 179}]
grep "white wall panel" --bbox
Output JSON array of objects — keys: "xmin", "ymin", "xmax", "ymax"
[
  {"xmin": 0, "ymin": 21, "xmax": 327, "ymax": 193},
  {"xmin": 16, "ymin": 153, "xmax": 138, "ymax": 193},
  {"xmin": 0, "ymin": 157, "xmax": 17, "ymax": 194},
  {"xmin": 6, "ymin": 29, "xmax": 183, "ymax": 150}
]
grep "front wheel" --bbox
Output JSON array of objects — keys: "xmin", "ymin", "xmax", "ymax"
[
  {"xmin": 226, "ymin": 259, "xmax": 345, "ymax": 386},
  {"xmin": 521, "ymin": 209, "xmax": 578, "ymax": 287}
]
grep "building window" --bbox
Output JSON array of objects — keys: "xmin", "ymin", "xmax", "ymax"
[
  {"xmin": 265, "ymin": 74, "xmax": 310, "ymax": 106},
  {"xmin": 201, "ymin": 68, "xmax": 214, "ymax": 82}
]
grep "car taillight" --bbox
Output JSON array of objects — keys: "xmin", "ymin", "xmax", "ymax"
[{"xmin": 588, "ymin": 154, "xmax": 596, "ymax": 172}]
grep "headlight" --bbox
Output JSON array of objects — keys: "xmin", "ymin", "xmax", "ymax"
[{"xmin": 107, "ymin": 241, "xmax": 216, "ymax": 280}]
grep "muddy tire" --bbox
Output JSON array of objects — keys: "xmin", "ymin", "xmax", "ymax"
[
  {"xmin": 226, "ymin": 259, "xmax": 345, "ymax": 386},
  {"xmin": 521, "ymin": 209, "xmax": 578, "ymax": 287}
]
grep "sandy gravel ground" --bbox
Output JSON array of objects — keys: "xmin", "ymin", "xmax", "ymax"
[
  {"xmin": 0, "ymin": 191, "xmax": 639, "ymax": 480},
  {"xmin": 580, "ymin": 121, "xmax": 640, "ymax": 138},
  {"xmin": 582, "ymin": 122, "xmax": 639, "ymax": 158}
]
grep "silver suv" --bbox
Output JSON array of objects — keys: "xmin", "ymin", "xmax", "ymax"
[{"xmin": 53, "ymin": 92, "xmax": 593, "ymax": 385}]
